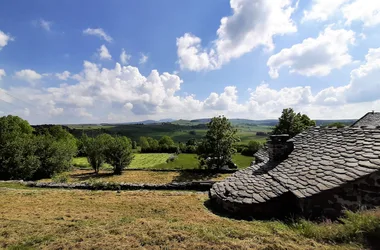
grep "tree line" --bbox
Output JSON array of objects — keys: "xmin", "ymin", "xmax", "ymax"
[
  {"xmin": 0, "ymin": 115, "xmax": 134, "ymax": 180},
  {"xmin": 0, "ymin": 108, "xmax": 316, "ymax": 180}
]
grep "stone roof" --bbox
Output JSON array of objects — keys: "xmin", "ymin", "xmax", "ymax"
[
  {"xmin": 351, "ymin": 112, "xmax": 380, "ymax": 127},
  {"xmin": 253, "ymin": 148, "xmax": 269, "ymax": 163},
  {"xmin": 210, "ymin": 126, "xmax": 380, "ymax": 205}
]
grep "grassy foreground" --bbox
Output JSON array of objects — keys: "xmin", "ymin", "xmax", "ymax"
[{"xmin": 1, "ymin": 187, "xmax": 377, "ymax": 249}]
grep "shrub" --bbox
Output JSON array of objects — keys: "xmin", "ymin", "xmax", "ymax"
[
  {"xmin": 241, "ymin": 141, "xmax": 263, "ymax": 156},
  {"xmin": 33, "ymin": 130, "xmax": 77, "ymax": 179},
  {"xmin": 0, "ymin": 116, "xmax": 76, "ymax": 180},
  {"xmin": 52, "ymin": 172, "xmax": 69, "ymax": 183},
  {"xmin": 166, "ymin": 154, "xmax": 177, "ymax": 163}
]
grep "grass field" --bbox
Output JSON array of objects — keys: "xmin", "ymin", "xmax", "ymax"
[
  {"xmin": 73, "ymin": 153, "xmax": 253, "ymax": 171},
  {"xmin": 1, "ymin": 186, "xmax": 378, "ymax": 249}
]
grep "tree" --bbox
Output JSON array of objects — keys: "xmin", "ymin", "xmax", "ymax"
[
  {"xmin": 272, "ymin": 108, "xmax": 316, "ymax": 138},
  {"xmin": 139, "ymin": 136, "xmax": 150, "ymax": 151},
  {"xmin": 132, "ymin": 141, "xmax": 137, "ymax": 149},
  {"xmin": 83, "ymin": 134, "xmax": 113, "ymax": 173},
  {"xmin": 33, "ymin": 132, "xmax": 77, "ymax": 179},
  {"xmin": 241, "ymin": 140, "xmax": 263, "ymax": 156},
  {"xmin": 0, "ymin": 115, "xmax": 39, "ymax": 180},
  {"xmin": 326, "ymin": 122, "xmax": 346, "ymax": 128},
  {"xmin": 147, "ymin": 137, "xmax": 159, "ymax": 151},
  {"xmin": 159, "ymin": 136, "xmax": 175, "ymax": 147},
  {"xmin": 105, "ymin": 136, "xmax": 134, "ymax": 175},
  {"xmin": 197, "ymin": 116, "xmax": 239, "ymax": 169}
]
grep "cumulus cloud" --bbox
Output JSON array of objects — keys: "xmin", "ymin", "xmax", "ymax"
[
  {"xmin": 98, "ymin": 45, "xmax": 112, "ymax": 60},
  {"xmin": 0, "ymin": 30, "xmax": 13, "ymax": 50},
  {"xmin": 83, "ymin": 28, "xmax": 113, "ymax": 43},
  {"xmin": 14, "ymin": 69, "xmax": 42, "ymax": 85},
  {"xmin": 120, "ymin": 49, "xmax": 131, "ymax": 65},
  {"xmin": 303, "ymin": 0, "xmax": 380, "ymax": 27},
  {"xmin": 313, "ymin": 47, "xmax": 380, "ymax": 105},
  {"xmin": 342, "ymin": 0, "xmax": 380, "ymax": 27},
  {"xmin": 5, "ymin": 47, "xmax": 380, "ymax": 124},
  {"xmin": 302, "ymin": 0, "xmax": 348, "ymax": 22},
  {"xmin": 267, "ymin": 27, "xmax": 355, "ymax": 78},
  {"xmin": 0, "ymin": 69, "xmax": 5, "ymax": 80},
  {"xmin": 139, "ymin": 53, "xmax": 148, "ymax": 64},
  {"xmin": 55, "ymin": 71, "xmax": 71, "ymax": 80},
  {"xmin": 177, "ymin": 0, "xmax": 297, "ymax": 71}
]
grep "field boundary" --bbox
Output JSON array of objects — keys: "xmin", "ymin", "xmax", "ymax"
[{"xmin": 1, "ymin": 180, "xmax": 216, "ymax": 191}]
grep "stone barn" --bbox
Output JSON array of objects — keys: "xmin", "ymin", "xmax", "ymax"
[{"xmin": 209, "ymin": 126, "xmax": 380, "ymax": 219}]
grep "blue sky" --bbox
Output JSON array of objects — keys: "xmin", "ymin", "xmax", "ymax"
[{"xmin": 0, "ymin": 0, "xmax": 380, "ymax": 124}]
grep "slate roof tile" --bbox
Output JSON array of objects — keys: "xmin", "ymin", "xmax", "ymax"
[{"xmin": 210, "ymin": 126, "xmax": 380, "ymax": 205}]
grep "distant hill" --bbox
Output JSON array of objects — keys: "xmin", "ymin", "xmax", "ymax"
[{"xmin": 67, "ymin": 118, "xmax": 358, "ymax": 127}]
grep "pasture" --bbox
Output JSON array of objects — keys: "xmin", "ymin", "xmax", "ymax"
[
  {"xmin": 72, "ymin": 153, "xmax": 253, "ymax": 171},
  {"xmin": 1, "ymin": 186, "xmax": 378, "ymax": 249}
]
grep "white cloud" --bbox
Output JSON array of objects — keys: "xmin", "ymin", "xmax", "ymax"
[
  {"xmin": 14, "ymin": 69, "xmax": 42, "ymax": 85},
  {"xmin": 124, "ymin": 102, "xmax": 133, "ymax": 110},
  {"xmin": 98, "ymin": 45, "xmax": 112, "ymax": 60},
  {"xmin": 0, "ymin": 69, "xmax": 5, "ymax": 80},
  {"xmin": 342, "ymin": 0, "xmax": 380, "ymax": 27},
  {"xmin": 0, "ymin": 30, "xmax": 13, "ymax": 50},
  {"xmin": 139, "ymin": 53, "xmax": 148, "ymax": 64},
  {"xmin": 177, "ymin": 0, "xmax": 297, "ymax": 71},
  {"xmin": 83, "ymin": 28, "xmax": 113, "ymax": 43},
  {"xmin": 5, "ymin": 47, "xmax": 380, "ymax": 124},
  {"xmin": 39, "ymin": 19, "xmax": 53, "ymax": 31},
  {"xmin": 120, "ymin": 49, "xmax": 131, "ymax": 65},
  {"xmin": 313, "ymin": 47, "xmax": 380, "ymax": 104},
  {"xmin": 267, "ymin": 27, "xmax": 355, "ymax": 78},
  {"xmin": 302, "ymin": 0, "xmax": 348, "ymax": 22},
  {"xmin": 303, "ymin": 0, "xmax": 380, "ymax": 27},
  {"xmin": 55, "ymin": 71, "xmax": 71, "ymax": 80},
  {"xmin": 74, "ymin": 108, "xmax": 92, "ymax": 118}
]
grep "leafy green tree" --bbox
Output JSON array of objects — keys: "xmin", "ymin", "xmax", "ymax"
[
  {"xmin": 272, "ymin": 108, "xmax": 316, "ymax": 138},
  {"xmin": 83, "ymin": 134, "xmax": 113, "ymax": 173},
  {"xmin": 33, "ymin": 133, "xmax": 77, "ymax": 179},
  {"xmin": 326, "ymin": 122, "xmax": 346, "ymax": 128},
  {"xmin": 132, "ymin": 141, "xmax": 137, "ymax": 149},
  {"xmin": 198, "ymin": 116, "xmax": 239, "ymax": 169},
  {"xmin": 241, "ymin": 140, "xmax": 263, "ymax": 156},
  {"xmin": 105, "ymin": 136, "xmax": 134, "ymax": 175},
  {"xmin": 0, "ymin": 115, "xmax": 39, "ymax": 180},
  {"xmin": 159, "ymin": 136, "xmax": 175, "ymax": 147},
  {"xmin": 147, "ymin": 137, "xmax": 159, "ymax": 151},
  {"xmin": 139, "ymin": 136, "xmax": 150, "ymax": 151}
]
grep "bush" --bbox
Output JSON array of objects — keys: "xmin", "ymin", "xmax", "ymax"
[
  {"xmin": 33, "ymin": 128, "xmax": 77, "ymax": 179},
  {"xmin": 0, "ymin": 116, "xmax": 76, "ymax": 180},
  {"xmin": 166, "ymin": 154, "xmax": 177, "ymax": 163},
  {"xmin": 139, "ymin": 136, "xmax": 178, "ymax": 153},
  {"xmin": 52, "ymin": 172, "xmax": 69, "ymax": 183},
  {"xmin": 241, "ymin": 141, "xmax": 263, "ymax": 156}
]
